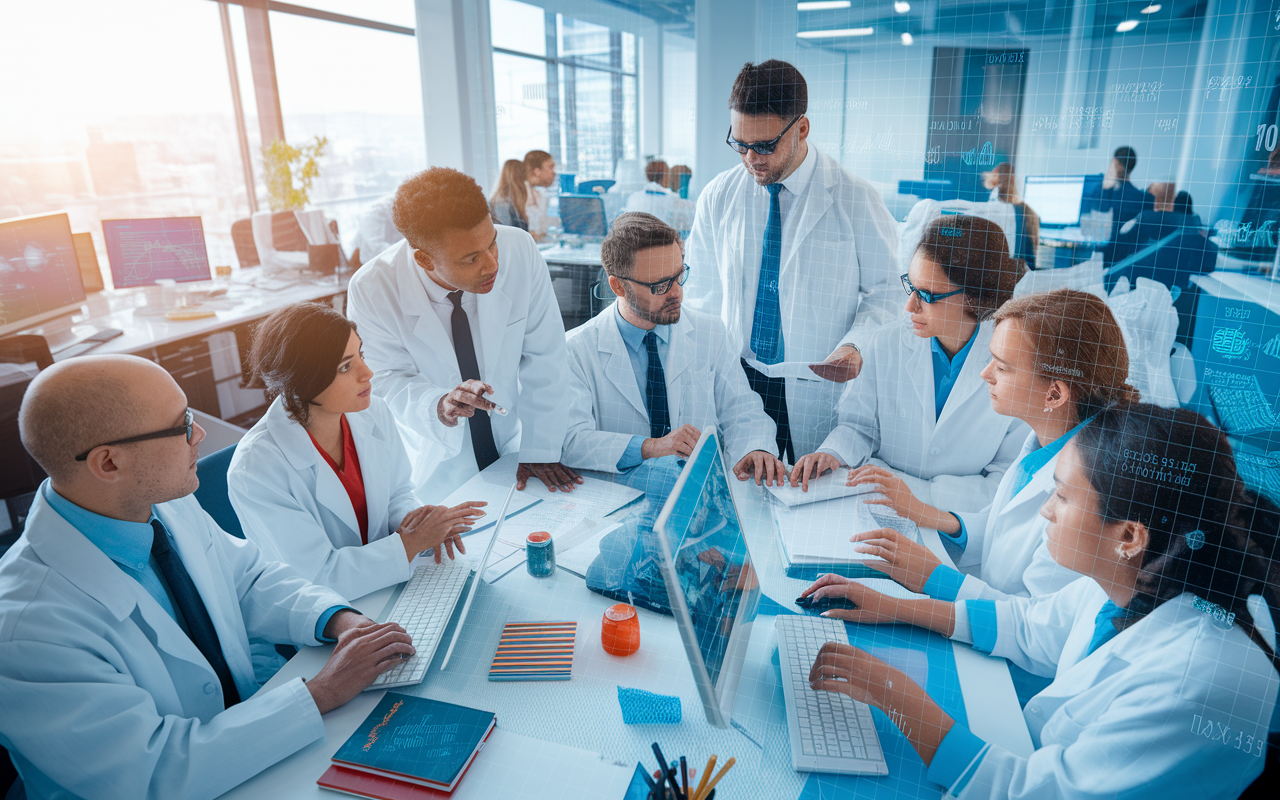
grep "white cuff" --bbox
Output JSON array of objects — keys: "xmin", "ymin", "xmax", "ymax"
[{"xmin": 949, "ymin": 601, "xmax": 973, "ymax": 644}]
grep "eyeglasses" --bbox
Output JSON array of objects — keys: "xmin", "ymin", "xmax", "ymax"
[
  {"xmin": 901, "ymin": 273, "xmax": 965, "ymax": 304},
  {"xmin": 620, "ymin": 265, "xmax": 690, "ymax": 296},
  {"xmin": 75, "ymin": 408, "xmax": 194, "ymax": 462},
  {"xmin": 726, "ymin": 115, "xmax": 803, "ymax": 155}
]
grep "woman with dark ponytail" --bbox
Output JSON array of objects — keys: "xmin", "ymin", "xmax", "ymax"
[{"xmin": 801, "ymin": 403, "xmax": 1278, "ymax": 799}]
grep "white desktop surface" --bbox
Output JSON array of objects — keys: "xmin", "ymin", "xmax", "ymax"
[
  {"xmin": 222, "ymin": 470, "xmax": 1032, "ymax": 799},
  {"xmin": 1192, "ymin": 271, "xmax": 1280, "ymax": 317},
  {"xmin": 22, "ymin": 270, "xmax": 349, "ymax": 358},
  {"xmin": 538, "ymin": 241, "xmax": 603, "ymax": 266}
]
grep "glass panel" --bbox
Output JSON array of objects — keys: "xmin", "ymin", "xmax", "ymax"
[
  {"xmin": 490, "ymin": 0, "xmax": 547, "ymax": 57},
  {"xmin": 622, "ymin": 75, "xmax": 639, "ymax": 162},
  {"xmin": 493, "ymin": 52, "xmax": 553, "ymax": 164},
  {"xmin": 559, "ymin": 15, "xmax": 613, "ymax": 70},
  {"xmin": 270, "ymin": 11, "xmax": 426, "ymax": 251},
  {"xmin": 0, "ymin": 0, "xmax": 249, "ymax": 281},
  {"xmin": 277, "ymin": 0, "xmax": 416, "ymax": 29},
  {"xmin": 622, "ymin": 31, "xmax": 638, "ymax": 75},
  {"xmin": 567, "ymin": 65, "xmax": 617, "ymax": 180}
]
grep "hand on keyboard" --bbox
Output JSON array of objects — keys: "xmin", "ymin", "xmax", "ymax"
[
  {"xmin": 799, "ymin": 574, "xmax": 906, "ymax": 625},
  {"xmin": 305, "ymin": 616, "xmax": 414, "ymax": 713},
  {"xmin": 397, "ymin": 501, "xmax": 487, "ymax": 563},
  {"xmin": 848, "ymin": 526, "xmax": 943, "ymax": 593}
]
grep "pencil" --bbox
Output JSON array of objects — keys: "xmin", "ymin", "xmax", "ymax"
[
  {"xmin": 696, "ymin": 757, "xmax": 735, "ymax": 800},
  {"xmin": 691, "ymin": 755, "xmax": 714, "ymax": 800}
]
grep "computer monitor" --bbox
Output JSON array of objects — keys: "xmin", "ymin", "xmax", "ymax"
[
  {"xmin": 72, "ymin": 232, "xmax": 104, "ymax": 293},
  {"xmin": 559, "ymin": 195, "xmax": 608, "ymax": 237},
  {"xmin": 654, "ymin": 430, "xmax": 761, "ymax": 728},
  {"xmin": 101, "ymin": 216, "xmax": 212, "ymax": 288},
  {"xmin": 1022, "ymin": 175, "xmax": 1089, "ymax": 227},
  {"xmin": 0, "ymin": 212, "xmax": 88, "ymax": 337}
]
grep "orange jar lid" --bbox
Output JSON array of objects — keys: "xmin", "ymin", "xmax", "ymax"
[
  {"xmin": 604, "ymin": 603, "xmax": 636, "ymax": 621},
  {"xmin": 527, "ymin": 531, "xmax": 551, "ymax": 543}
]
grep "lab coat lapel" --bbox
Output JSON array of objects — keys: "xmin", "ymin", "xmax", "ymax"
[
  {"xmin": 265, "ymin": 400, "xmax": 361, "ymax": 539},
  {"xmin": 347, "ymin": 410, "xmax": 389, "ymax": 535},
  {"xmin": 784, "ymin": 152, "xmax": 833, "ymax": 269},
  {"xmin": 905, "ymin": 328, "xmax": 935, "ymax": 440},
  {"xmin": 1003, "ymin": 445, "xmax": 1058, "ymax": 515},
  {"xmin": 396, "ymin": 255, "xmax": 458, "ymax": 373},
  {"xmin": 476, "ymin": 283, "xmax": 512, "ymax": 384},
  {"xmin": 599, "ymin": 312, "xmax": 649, "ymax": 418},
  {"xmin": 663, "ymin": 316, "xmax": 694, "ymax": 423},
  {"xmin": 935, "ymin": 322, "xmax": 993, "ymax": 431}
]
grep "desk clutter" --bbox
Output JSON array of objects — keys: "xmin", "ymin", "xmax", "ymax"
[
  {"xmin": 631, "ymin": 745, "xmax": 735, "ymax": 800},
  {"xmin": 487, "ymin": 620, "xmax": 577, "ymax": 681}
]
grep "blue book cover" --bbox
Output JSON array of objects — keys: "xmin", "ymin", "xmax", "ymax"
[{"xmin": 332, "ymin": 692, "xmax": 497, "ymax": 791}]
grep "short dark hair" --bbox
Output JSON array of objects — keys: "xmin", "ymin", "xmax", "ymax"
[
  {"xmin": 645, "ymin": 159, "xmax": 669, "ymax": 185},
  {"xmin": 728, "ymin": 60, "xmax": 807, "ymax": 117},
  {"xmin": 601, "ymin": 212, "xmax": 682, "ymax": 279},
  {"xmin": 915, "ymin": 215, "xmax": 1025, "ymax": 320},
  {"xmin": 1113, "ymin": 145, "xmax": 1138, "ymax": 175},
  {"xmin": 524, "ymin": 150, "xmax": 553, "ymax": 171},
  {"xmin": 249, "ymin": 302, "xmax": 356, "ymax": 426},
  {"xmin": 392, "ymin": 168, "xmax": 490, "ymax": 251}
]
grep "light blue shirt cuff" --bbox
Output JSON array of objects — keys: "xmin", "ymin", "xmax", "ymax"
[
  {"xmin": 966, "ymin": 599, "xmax": 1000, "ymax": 654},
  {"xmin": 923, "ymin": 565, "xmax": 966, "ymax": 602},
  {"xmin": 315, "ymin": 606, "xmax": 357, "ymax": 643},
  {"xmin": 941, "ymin": 513, "xmax": 968, "ymax": 549},
  {"xmin": 926, "ymin": 721, "xmax": 989, "ymax": 795},
  {"xmin": 617, "ymin": 435, "xmax": 646, "ymax": 471}
]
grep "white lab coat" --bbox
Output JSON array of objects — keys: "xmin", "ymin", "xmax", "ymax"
[
  {"xmin": 951, "ymin": 432, "xmax": 1084, "ymax": 601},
  {"xmin": 684, "ymin": 145, "xmax": 901, "ymax": 457},
  {"xmin": 817, "ymin": 320, "xmax": 1029, "ymax": 514},
  {"xmin": 227, "ymin": 395, "xmax": 421, "ymax": 602},
  {"xmin": 352, "ymin": 193, "xmax": 402, "ymax": 263},
  {"xmin": 347, "ymin": 226, "xmax": 569, "ymax": 502},
  {"xmin": 949, "ymin": 578, "xmax": 1278, "ymax": 799},
  {"xmin": 562, "ymin": 305, "xmax": 778, "ymax": 472},
  {"xmin": 623, "ymin": 182, "xmax": 695, "ymax": 232},
  {"xmin": 0, "ymin": 490, "xmax": 344, "ymax": 800}
]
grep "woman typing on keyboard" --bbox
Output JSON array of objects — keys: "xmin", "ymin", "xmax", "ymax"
[
  {"xmin": 228, "ymin": 302, "xmax": 485, "ymax": 607},
  {"xmin": 802, "ymin": 403, "xmax": 1279, "ymax": 799}
]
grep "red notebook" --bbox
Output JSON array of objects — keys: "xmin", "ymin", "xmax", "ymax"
[{"xmin": 318, "ymin": 765, "xmax": 449, "ymax": 799}]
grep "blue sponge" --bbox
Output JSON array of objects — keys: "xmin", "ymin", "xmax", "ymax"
[{"xmin": 617, "ymin": 686, "xmax": 682, "ymax": 724}]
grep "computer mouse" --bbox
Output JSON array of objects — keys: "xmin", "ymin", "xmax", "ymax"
[{"xmin": 795, "ymin": 595, "xmax": 858, "ymax": 614}]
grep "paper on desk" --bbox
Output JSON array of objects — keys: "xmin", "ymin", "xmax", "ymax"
[
  {"xmin": 555, "ymin": 522, "xmax": 622, "ymax": 577},
  {"xmin": 440, "ymin": 458, "xmax": 539, "ymax": 535},
  {"xmin": 775, "ymin": 493, "xmax": 887, "ymax": 563},
  {"xmin": 516, "ymin": 474, "xmax": 643, "ymax": 518},
  {"xmin": 766, "ymin": 470, "xmax": 876, "ymax": 507}
]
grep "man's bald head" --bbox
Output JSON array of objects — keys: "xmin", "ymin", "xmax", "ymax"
[{"xmin": 20, "ymin": 356, "xmax": 179, "ymax": 483}]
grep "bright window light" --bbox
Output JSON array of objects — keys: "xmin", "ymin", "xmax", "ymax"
[
  {"xmin": 797, "ymin": 1, "xmax": 851, "ymax": 9},
  {"xmin": 894, "ymin": 1, "xmax": 911, "ymax": 12},
  {"xmin": 1140, "ymin": 4, "xmax": 1162, "ymax": 12},
  {"xmin": 797, "ymin": 27, "xmax": 875, "ymax": 38},
  {"xmin": 901, "ymin": 32, "xmax": 914, "ymax": 45},
  {"xmin": 1116, "ymin": 19, "xmax": 1140, "ymax": 32}
]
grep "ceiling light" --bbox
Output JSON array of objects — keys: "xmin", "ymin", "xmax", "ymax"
[
  {"xmin": 901, "ymin": 32, "xmax": 914, "ymax": 45},
  {"xmin": 797, "ymin": 27, "xmax": 875, "ymax": 38},
  {"xmin": 894, "ymin": 1, "xmax": 911, "ymax": 12},
  {"xmin": 1140, "ymin": 4, "xmax": 1162, "ymax": 13},
  {"xmin": 797, "ymin": 1, "xmax": 851, "ymax": 9},
  {"xmin": 1116, "ymin": 19, "xmax": 1139, "ymax": 32}
]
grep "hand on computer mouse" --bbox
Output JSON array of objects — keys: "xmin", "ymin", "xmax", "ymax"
[
  {"xmin": 795, "ymin": 595, "xmax": 858, "ymax": 613},
  {"xmin": 799, "ymin": 574, "xmax": 907, "ymax": 624}
]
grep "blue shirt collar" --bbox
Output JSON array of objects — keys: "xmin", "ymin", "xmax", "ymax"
[
  {"xmin": 613, "ymin": 302, "xmax": 670, "ymax": 354},
  {"xmin": 40, "ymin": 481, "xmax": 158, "ymax": 573},
  {"xmin": 930, "ymin": 333, "xmax": 976, "ymax": 372}
]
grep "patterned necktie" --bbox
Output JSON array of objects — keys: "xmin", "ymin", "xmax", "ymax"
[
  {"xmin": 750, "ymin": 182, "xmax": 786, "ymax": 365},
  {"xmin": 448, "ymin": 291, "xmax": 500, "ymax": 471},
  {"xmin": 644, "ymin": 331, "xmax": 671, "ymax": 439}
]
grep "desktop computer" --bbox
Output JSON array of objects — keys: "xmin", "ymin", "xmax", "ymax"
[
  {"xmin": 101, "ymin": 216, "xmax": 212, "ymax": 289},
  {"xmin": 0, "ymin": 212, "xmax": 88, "ymax": 337},
  {"xmin": 559, "ymin": 195, "xmax": 608, "ymax": 237},
  {"xmin": 1023, "ymin": 175, "xmax": 1091, "ymax": 227}
]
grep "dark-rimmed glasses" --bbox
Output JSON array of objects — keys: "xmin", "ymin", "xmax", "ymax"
[
  {"xmin": 726, "ymin": 115, "xmax": 803, "ymax": 155},
  {"xmin": 75, "ymin": 408, "xmax": 194, "ymax": 461},
  {"xmin": 620, "ymin": 265, "xmax": 690, "ymax": 296},
  {"xmin": 901, "ymin": 273, "xmax": 965, "ymax": 304}
]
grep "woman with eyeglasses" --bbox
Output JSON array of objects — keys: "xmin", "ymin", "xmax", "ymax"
[
  {"xmin": 802, "ymin": 403, "xmax": 1279, "ymax": 799},
  {"xmin": 790, "ymin": 215, "xmax": 1029, "ymax": 520},
  {"xmin": 227, "ymin": 303, "xmax": 486, "ymax": 609}
]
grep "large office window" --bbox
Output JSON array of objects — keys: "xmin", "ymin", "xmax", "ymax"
[{"xmin": 490, "ymin": 0, "xmax": 639, "ymax": 181}]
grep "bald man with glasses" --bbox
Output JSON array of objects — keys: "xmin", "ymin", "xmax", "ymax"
[{"xmin": 561, "ymin": 212, "xmax": 785, "ymax": 485}]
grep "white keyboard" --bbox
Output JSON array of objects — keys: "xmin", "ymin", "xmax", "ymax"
[
  {"xmin": 775, "ymin": 615, "xmax": 888, "ymax": 775},
  {"xmin": 367, "ymin": 558, "xmax": 473, "ymax": 690}
]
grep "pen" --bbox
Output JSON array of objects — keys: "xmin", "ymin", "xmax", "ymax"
[
  {"xmin": 651, "ymin": 743, "xmax": 681, "ymax": 800},
  {"xmin": 680, "ymin": 756, "xmax": 688, "ymax": 800}
]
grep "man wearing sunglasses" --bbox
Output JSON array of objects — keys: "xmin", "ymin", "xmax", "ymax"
[
  {"xmin": 0, "ymin": 355, "xmax": 415, "ymax": 798},
  {"xmin": 560, "ymin": 212, "xmax": 786, "ymax": 486},
  {"xmin": 684, "ymin": 59, "xmax": 901, "ymax": 463}
]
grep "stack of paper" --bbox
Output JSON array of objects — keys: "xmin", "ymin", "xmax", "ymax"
[
  {"xmin": 765, "ymin": 471, "xmax": 876, "ymax": 507},
  {"xmin": 497, "ymin": 477, "xmax": 642, "ymax": 548}
]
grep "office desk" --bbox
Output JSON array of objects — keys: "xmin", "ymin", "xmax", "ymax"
[
  {"xmin": 540, "ymin": 241, "xmax": 604, "ymax": 330},
  {"xmin": 223, "ymin": 468, "xmax": 1032, "ymax": 800},
  {"xmin": 1038, "ymin": 228, "xmax": 1109, "ymax": 270}
]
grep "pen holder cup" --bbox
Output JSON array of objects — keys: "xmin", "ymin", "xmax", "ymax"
[
  {"xmin": 601, "ymin": 603, "xmax": 640, "ymax": 656},
  {"xmin": 648, "ymin": 786, "xmax": 713, "ymax": 800}
]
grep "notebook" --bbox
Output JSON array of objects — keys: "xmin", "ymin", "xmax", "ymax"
[
  {"xmin": 488, "ymin": 621, "xmax": 577, "ymax": 681},
  {"xmin": 327, "ymin": 693, "xmax": 496, "ymax": 793}
]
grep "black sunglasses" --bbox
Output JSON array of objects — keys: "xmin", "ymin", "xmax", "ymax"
[
  {"xmin": 901, "ymin": 273, "xmax": 965, "ymax": 304},
  {"xmin": 726, "ymin": 115, "xmax": 803, "ymax": 155},
  {"xmin": 75, "ymin": 408, "xmax": 195, "ymax": 462},
  {"xmin": 620, "ymin": 265, "xmax": 690, "ymax": 296}
]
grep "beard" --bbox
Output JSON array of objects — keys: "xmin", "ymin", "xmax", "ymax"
[{"xmin": 625, "ymin": 285, "xmax": 682, "ymax": 325}]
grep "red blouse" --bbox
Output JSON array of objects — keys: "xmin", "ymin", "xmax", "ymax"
[{"xmin": 308, "ymin": 415, "xmax": 369, "ymax": 544}]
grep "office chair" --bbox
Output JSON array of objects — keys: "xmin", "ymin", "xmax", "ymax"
[
  {"xmin": 576, "ymin": 179, "xmax": 616, "ymax": 195},
  {"xmin": 193, "ymin": 444, "xmax": 244, "ymax": 539},
  {"xmin": 231, "ymin": 218, "xmax": 260, "ymax": 268},
  {"xmin": 1, "ymin": 336, "xmax": 52, "ymax": 536}
]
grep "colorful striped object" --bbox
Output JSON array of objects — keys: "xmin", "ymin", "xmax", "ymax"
[{"xmin": 487, "ymin": 621, "xmax": 577, "ymax": 682}]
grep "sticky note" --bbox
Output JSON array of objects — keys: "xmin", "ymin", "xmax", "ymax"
[{"xmin": 617, "ymin": 686, "xmax": 682, "ymax": 724}]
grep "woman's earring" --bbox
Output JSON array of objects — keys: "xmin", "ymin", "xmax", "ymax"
[{"xmin": 1043, "ymin": 406, "xmax": 1052, "ymax": 413}]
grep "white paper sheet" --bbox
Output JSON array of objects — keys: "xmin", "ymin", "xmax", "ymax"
[
  {"xmin": 515, "ymin": 474, "xmax": 644, "ymax": 518},
  {"xmin": 766, "ymin": 470, "xmax": 877, "ymax": 507},
  {"xmin": 774, "ymin": 493, "xmax": 887, "ymax": 564},
  {"xmin": 440, "ymin": 456, "xmax": 539, "ymax": 535},
  {"xmin": 555, "ymin": 522, "xmax": 623, "ymax": 577},
  {"xmin": 750, "ymin": 360, "xmax": 825, "ymax": 381}
]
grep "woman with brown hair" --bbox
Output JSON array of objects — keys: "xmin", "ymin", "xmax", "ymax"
[
  {"xmin": 826, "ymin": 287, "xmax": 1140, "ymax": 604},
  {"xmin": 489, "ymin": 159, "xmax": 530, "ymax": 231},
  {"xmin": 983, "ymin": 162, "xmax": 1040, "ymax": 267},
  {"xmin": 790, "ymin": 215, "xmax": 1029, "ymax": 518}
]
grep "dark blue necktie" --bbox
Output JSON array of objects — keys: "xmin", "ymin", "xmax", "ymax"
[
  {"xmin": 150, "ymin": 519, "xmax": 241, "ymax": 707},
  {"xmin": 448, "ymin": 290, "xmax": 500, "ymax": 471},
  {"xmin": 750, "ymin": 182, "xmax": 785, "ymax": 365},
  {"xmin": 644, "ymin": 331, "xmax": 671, "ymax": 440}
]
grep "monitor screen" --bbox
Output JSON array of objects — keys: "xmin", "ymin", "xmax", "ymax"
[
  {"xmin": 654, "ymin": 431, "xmax": 760, "ymax": 728},
  {"xmin": 1023, "ymin": 175, "xmax": 1088, "ymax": 227},
  {"xmin": 102, "ymin": 216, "xmax": 211, "ymax": 288},
  {"xmin": 0, "ymin": 213, "xmax": 87, "ymax": 335},
  {"xmin": 559, "ymin": 195, "xmax": 608, "ymax": 237}
]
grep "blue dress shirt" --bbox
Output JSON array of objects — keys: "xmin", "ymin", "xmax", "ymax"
[
  {"xmin": 930, "ymin": 334, "xmax": 976, "ymax": 420},
  {"xmin": 613, "ymin": 303, "xmax": 672, "ymax": 470},
  {"xmin": 42, "ymin": 481, "xmax": 346, "ymax": 643}
]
